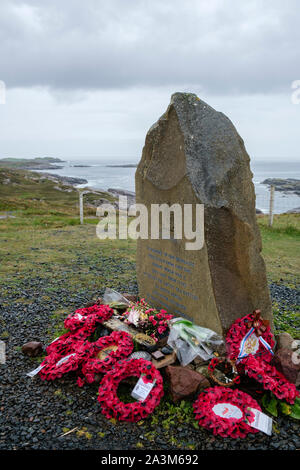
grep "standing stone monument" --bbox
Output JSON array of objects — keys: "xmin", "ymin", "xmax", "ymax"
[{"xmin": 135, "ymin": 92, "xmax": 273, "ymax": 335}]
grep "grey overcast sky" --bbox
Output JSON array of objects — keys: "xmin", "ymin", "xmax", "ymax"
[{"xmin": 0, "ymin": 0, "xmax": 299, "ymax": 161}]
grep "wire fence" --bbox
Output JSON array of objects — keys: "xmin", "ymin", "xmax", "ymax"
[
  {"xmin": 77, "ymin": 187, "xmax": 300, "ymax": 227},
  {"xmin": 255, "ymin": 186, "xmax": 300, "ymax": 219}
]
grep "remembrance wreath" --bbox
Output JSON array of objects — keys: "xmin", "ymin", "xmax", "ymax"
[
  {"xmin": 46, "ymin": 331, "xmax": 80, "ymax": 356},
  {"xmin": 39, "ymin": 340, "xmax": 93, "ymax": 381},
  {"xmin": 64, "ymin": 304, "xmax": 113, "ymax": 334},
  {"xmin": 81, "ymin": 331, "xmax": 134, "ymax": 384},
  {"xmin": 46, "ymin": 304, "xmax": 113, "ymax": 357},
  {"xmin": 97, "ymin": 358, "xmax": 163, "ymax": 422},
  {"xmin": 193, "ymin": 387, "xmax": 261, "ymax": 438},
  {"xmin": 226, "ymin": 310, "xmax": 274, "ymax": 363},
  {"xmin": 241, "ymin": 355, "xmax": 299, "ymax": 404}
]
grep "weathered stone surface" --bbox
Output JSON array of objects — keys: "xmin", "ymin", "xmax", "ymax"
[
  {"xmin": 272, "ymin": 348, "xmax": 300, "ymax": 386},
  {"xmin": 275, "ymin": 332, "xmax": 294, "ymax": 351},
  {"xmin": 22, "ymin": 341, "xmax": 43, "ymax": 357},
  {"xmin": 136, "ymin": 92, "xmax": 273, "ymax": 334},
  {"xmin": 165, "ymin": 365, "xmax": 210, "ymax": 402}
]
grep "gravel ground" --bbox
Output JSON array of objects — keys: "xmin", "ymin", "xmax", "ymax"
[{"xmin": 0, "ymin": 272, "xmax": 299, "ymax": 451}]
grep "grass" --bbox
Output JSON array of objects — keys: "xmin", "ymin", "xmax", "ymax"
[
  {"xmin": 1, "ymin": 210, "xmax": 298, "ymax": 285},
  {"xmin": 0, "ymin": 178, "xmax": 299, "ymax": 442},
  {"xmin": 257, "ymin": 214, "xmax": 300, "ymax": 284},
  {"xmin": 0, "ymin": 168, "xmax": 116, "ymax": 224},
  {"xmin": 0, "ymin": 172, "xmax": 299, "ymax": 339}
]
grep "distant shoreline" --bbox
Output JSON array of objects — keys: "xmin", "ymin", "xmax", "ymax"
[
  {"xmin": 0, "ymin": 157, "xmax": 65, "ymax": 171},
  {"xmin": 106, "ymin": 164, "xmax": 137, "ymax": 168},
  {"xmin": 261, "ymin": 178, "xmax": 300, "ymax": 196}
]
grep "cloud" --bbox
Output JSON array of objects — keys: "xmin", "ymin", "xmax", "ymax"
[
  {"xmin": 0, "ymin": 0, "xmax": 299, "ymax": 94},
  {"xmin": 0, "ymin": 1, "xmax": 299, "ymax": 161},
  {"xmin": 0, "ymin": 85, "xmax": 299, "ymax": 160}
]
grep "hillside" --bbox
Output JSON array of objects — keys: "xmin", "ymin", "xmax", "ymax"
[
  {"xmin": 0, "ymin": 169, "xmax": 299, "ymax": 451},
  {"xmin": 0, "ymin": 168, "xmax": 116, "ymax": 225},
  {"xmin": 0, "ymin": 157, "xmax": 64, "ymax": 170}
]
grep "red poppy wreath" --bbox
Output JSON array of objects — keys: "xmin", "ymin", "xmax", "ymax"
[
  {"xmin": 39, "ymin": 340, "xmax": 93, "ymax": 381},
  {"xmin": 226, "ymin": 310, "xmax": 275, "ymax": 364},
  {"xmin": 64, "ymin": 304, "xmax": 113, "ymax": 334},
  {"xmin": 97, "ymin": 358, "xmax": 164, "ymax": 422},
  {"xmin": 241, "ymin": 355, "xmax": 299, "ymax": 404},
  {"xmin": 81, "ymin": 331, "xmax": 134, "ymax": 384},
  {"xmin": 193, "ymin": 387, "xmax": 261, "ymax": 438},
  {"xmin": 46, "ymin": 304, "xmax": 114, "ymax": 357}
]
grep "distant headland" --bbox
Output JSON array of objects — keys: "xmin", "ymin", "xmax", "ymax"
[
  {"xmin": 106, "ymin": 164, "xmax": 137, "ymax": 168},
  {"xmin": 0, "ymin": 157, "xmax": 65, "ymax": 170}
]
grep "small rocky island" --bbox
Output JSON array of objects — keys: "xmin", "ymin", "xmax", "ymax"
[
  {"xmin": 106, "ymin": 164, "xmax": 137, "ymax": 168},
  {"xmin": 262, "ymin": 178, "xmax": 300, "ymax": 196},
  {"xmin": 0, "ymin": 157, "xmax": 65, "ymax": 170}
]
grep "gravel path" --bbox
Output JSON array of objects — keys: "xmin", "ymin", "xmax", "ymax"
[{"xmin": 0, "ymin": 272, "xmax": 299, "ymax": 451}]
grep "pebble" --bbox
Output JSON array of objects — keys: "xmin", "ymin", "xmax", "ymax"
[{"xmin": 0, "ymin": 271, "xmax": 299, "ymax": 450}]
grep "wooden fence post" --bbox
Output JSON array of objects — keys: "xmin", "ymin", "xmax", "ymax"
[
  {"xmin": 268, "ymin": 185, "xmax": 275, "ymax": 227},
  {"xmin": 79, "ymin": 192, "xmax": 84, "ymax": 225}
]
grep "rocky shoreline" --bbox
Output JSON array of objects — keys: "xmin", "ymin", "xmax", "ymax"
[
  {"xmin": 39, "ymin": 172, "xmax": 88, "ymax": 186},
  {"xmin": 262, "ymin": 178, "xmax": 300, "ymax": 196}
]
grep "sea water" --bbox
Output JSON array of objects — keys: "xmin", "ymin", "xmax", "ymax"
[{"xmin": 39, "ymin": 158, "xmax": 300, "ymax": 214}]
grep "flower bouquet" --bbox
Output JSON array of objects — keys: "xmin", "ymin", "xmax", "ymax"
[{"xmin": 121, "ymin": 299, "xmax": 173, "ymax": 343}]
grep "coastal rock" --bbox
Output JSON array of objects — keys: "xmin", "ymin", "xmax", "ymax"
[
  {"xmin": 165, "ymin": 365, "xmax": 210, "ymax": 402},
  {"xmin": 136, "ymin": 92, "xmax": 273, "ymax": 333},
  {"xmin": 262, "ymin": 178, "xmax": 300, "ymax": 196},
  {"xmin": 107, "ymin": 188, "xmax": 135, "ymax": 197},
  {"xmin": 85, "ymin": 198, "xmax": 114, "ymax": 208},
  {"xmin": 271, "ymin": 348, "xmax": 300, "ymax": 386},
  {"xmin": 40, "ymin": 173, "xmax": 88, "ymax": 186},
  {"xmin": 107, "ymin": 188, "xmax": 136, "ymax": 207},
  {"xmin": 106, "ymin": 164, "xmax": 137, "ymax": 168},
  {"xmin": 73, "ymin": 165, "xmax": 91, "ymax": 168},
  {"xmin": 22, "ymin": 341, "xmax": 43, "ymax": 357}
]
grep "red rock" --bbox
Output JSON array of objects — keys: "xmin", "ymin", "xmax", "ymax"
[
  {"xmin": 275, "ymin": 332, "xmax": 294, "ymax": 351},
  {"xmin": 22, "ymin": 341, "xmax": 43, "ymax": 357},
  {"xmin": 165, "ymin": 365, "xmax": 210, "ymax": 402},
  {"xmin": 271, "ymin": 347, "xmax": 300, "ymax": 386}
]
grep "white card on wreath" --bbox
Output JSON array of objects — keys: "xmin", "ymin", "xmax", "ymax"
[
  {"xmin": 131, "ymin": 376, "xmax": 155, "ymax": 401},
  {"xmin": 247, "ymin": 408, "xmax": 272, "ymax": 435}
]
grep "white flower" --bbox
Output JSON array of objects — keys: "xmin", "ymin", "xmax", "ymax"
[{"xmin": 127, "ymin": 309, "xmax": 140, "ymax": 326}]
